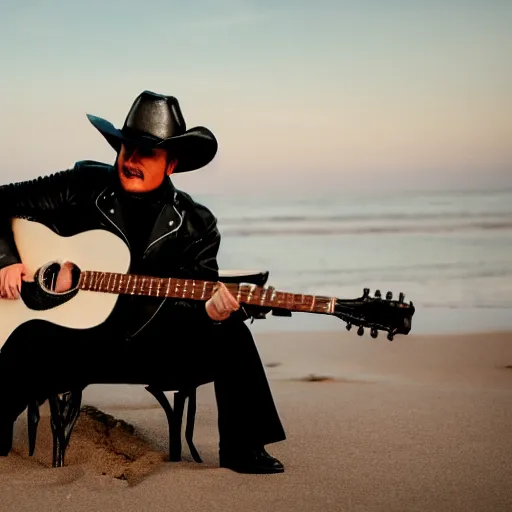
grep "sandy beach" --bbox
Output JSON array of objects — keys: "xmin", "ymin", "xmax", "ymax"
[{"xmin": 0, "ymin": 329, "xmax": 511, "ymax": 512}]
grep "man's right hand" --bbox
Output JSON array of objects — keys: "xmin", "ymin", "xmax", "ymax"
[{"xmin": 0, "ymin": 263, "xmax": 28, "ymax": 300}]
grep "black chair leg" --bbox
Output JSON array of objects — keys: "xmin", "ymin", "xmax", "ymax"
[
  {"xmin": 184, "ymin": 389, "xmax": 201, "ymax": 463},
  {"xmin": 170, "ymin": 391, "xmax": 185, "ymax": 461},
  {"xmin": 48, "ymin": 390, "xmax": 83, "ymax": 468},
  {"xmin": 145, "ymin": 386, "xmax": 201, "ymax": 463}
]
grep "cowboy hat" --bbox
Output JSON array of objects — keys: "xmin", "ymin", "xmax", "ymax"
[{"xmin": 86, "ymin": 90, "xmax": 218, "ymax": 173}]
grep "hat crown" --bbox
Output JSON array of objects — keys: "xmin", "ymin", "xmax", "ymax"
[
  {"xmin": 123, "ymin": 91, "xmax": 186, "ymax": 140},
  {"xmin": 87, "ymin": 89, "xmax": 218, "ymax": 173}
]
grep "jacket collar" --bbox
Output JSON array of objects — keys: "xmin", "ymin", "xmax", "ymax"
[{"xmin": 95, "ymin": 174, "xmax": 183, "ymax": 255}]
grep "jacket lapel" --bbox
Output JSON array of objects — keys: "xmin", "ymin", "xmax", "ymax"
[
  {"xmin": 144, "ymin": 200, "xmax": 184, "ymax": 257},
  {"xmin": 95, "ymin": 184, "xmax": 130, "ymax": 248}
]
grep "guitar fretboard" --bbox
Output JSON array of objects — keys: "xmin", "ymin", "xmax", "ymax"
[{"xmin": 78, "ymin": 271, "xmax": 336, "ymax": 314}]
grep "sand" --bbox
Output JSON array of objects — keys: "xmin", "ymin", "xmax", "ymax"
[{"xmin": 0, "ymin": 329, "xmax": 511, "ymax": 512}]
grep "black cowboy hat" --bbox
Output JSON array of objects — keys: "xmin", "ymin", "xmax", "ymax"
[{"xmin": 86, "ymin": 90, "xmax": 218, "ymax": 173}]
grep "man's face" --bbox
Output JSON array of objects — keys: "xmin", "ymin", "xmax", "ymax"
[{"xmin": 117, "ymin": 143, "xmax": 177, "ymax": 193}]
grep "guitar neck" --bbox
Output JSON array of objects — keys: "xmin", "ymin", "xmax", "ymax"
[{"xmin": 78, "ymin": 271, "xmax": 336, "ymax": 315}]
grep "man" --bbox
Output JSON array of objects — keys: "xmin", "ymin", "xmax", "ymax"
[{"xmin": 0, "ymin": 90, "xmax": 286, "ymax": 473}]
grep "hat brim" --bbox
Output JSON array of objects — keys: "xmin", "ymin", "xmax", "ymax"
[{"xmin": 86, "ymin": 114, "xmax": 218, "ymax": 173}]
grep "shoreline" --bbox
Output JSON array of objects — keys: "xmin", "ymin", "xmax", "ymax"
[{"xmin": 253, "ymin": 327, "xmax": 512, "ymax": 338}]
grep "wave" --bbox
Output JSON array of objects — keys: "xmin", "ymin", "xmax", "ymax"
[
  {"xmin": 419, "ymin": 303, "xmax": 512, "ymax": 309},
  {"xmin": 218, "ymin": 211, "xmax": 512, "ymax": 225},
  {"xmin": 288, "ymin": 261, "xmax": 512, "ymax": 278},
  {"xmin": 221, "ymin": 220, "xmax": 512, "ymax": 237},
  {"xmin": 297, "ymin": 274, "xmax": 512, "ymax": 293}
]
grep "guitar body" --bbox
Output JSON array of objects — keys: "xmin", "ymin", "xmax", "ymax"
[{"xmin": 0, "ymin": 218, "xmax": 131, "ymax": 348}]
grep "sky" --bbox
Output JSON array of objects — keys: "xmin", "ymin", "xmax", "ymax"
[{"xmin": 0, "ymin": 0, "xmax": 510, "ymax": 195}]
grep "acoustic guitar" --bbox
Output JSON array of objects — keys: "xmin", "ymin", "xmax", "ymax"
[{"xmin": 0, "ymin": 218, "xmax": 415, "ymax": 347}]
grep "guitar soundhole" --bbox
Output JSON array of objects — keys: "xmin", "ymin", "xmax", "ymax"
[{"xmin": 39, "ymin": 261, "xmax": 81, "ymax": 294}]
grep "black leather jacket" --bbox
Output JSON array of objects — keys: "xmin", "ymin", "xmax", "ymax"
[{"xmin": 0, "ymin": 160, "xmax": 221, "ymax": 337}]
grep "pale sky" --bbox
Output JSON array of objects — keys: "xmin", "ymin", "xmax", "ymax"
[{"xmin": 0, "ymin": 0, "xmax": 510, "ymax": 195}]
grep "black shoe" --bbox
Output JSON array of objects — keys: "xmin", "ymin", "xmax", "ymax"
[{"xmin": 219, "ymin": 447, "xmax": 284, "ymax": 474}]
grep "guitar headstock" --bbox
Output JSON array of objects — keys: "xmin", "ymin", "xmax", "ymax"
[{"xmin": 333, "ymin": 288, "xmax": 415, "ymax": 341}]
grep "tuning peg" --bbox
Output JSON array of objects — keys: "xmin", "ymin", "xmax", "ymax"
[
  {"xmin": 363, "ymin": 288, "xmax": 370, "ymax": 298},
  {"xmin": 370, "ymin": 328, "xmax": 378, "ymax": 338},
  {"xmin": 398, "ymin": 292, "xmax": 405, "ymax": 303},
  {"xmin": 346, "ymin": 322, "xmax": 352, "ymax": 331},
  {"xmin": 387, "ymin": 331, "xmax": 394, "ymax": 341},
  {"xmin": 374, "ymin": 290, "xmax": 381, "ymax": 299},
  {"xmin": 386, "ymin": 291, "xmax": 392, "ymax": 300},
  {"xmin": 357, "ymin": 326, "xmax": 364, "ymax": 336}
]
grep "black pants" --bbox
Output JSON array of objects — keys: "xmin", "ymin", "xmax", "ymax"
[{"xmin": 0, "ymin": 308, "xmax": 286, "ymax": 453}]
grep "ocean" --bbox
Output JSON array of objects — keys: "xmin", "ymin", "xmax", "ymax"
[{"xmin": 193, "ymin": 188, "xmax": 512, "ymax": 336}]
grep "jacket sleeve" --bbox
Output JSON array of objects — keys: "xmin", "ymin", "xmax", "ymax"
[
  {"xmin": 0, "ymin": 218, "xmax": 21, "ymax": 269},
  {"xmin": 0, "ymin": 162, "xmax": 106, "ymax": 270},
  {"xmin": 175, "ymin": 220, "xmax": 251, "ymax": 322},
  {"xmin": 0, "ymin": 165, "xmax": 98, "ymax": 218},
  {"xmin": 168, "ymin": 219, "xmax": 220, "ymax": 315},
  {"xmin": 168, "ymin": 215, "xmax": 252, "ymax": 323},
  {"xmin": 180, "ymin": 220, "xmax": 221, "ymax": 282}
]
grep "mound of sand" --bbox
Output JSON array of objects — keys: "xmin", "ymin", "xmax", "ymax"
[{"xmin": 12, "ymin": 403, "xmax": 166, "ymax": 485}]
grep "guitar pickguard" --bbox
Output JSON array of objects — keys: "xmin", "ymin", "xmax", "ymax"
[
  {"xmin": 19, "ymin": 281, "xmax": 78, "ymax": 311},
  {"xmin": 19, "ymin": 262, "xmax": 80, "ymax": 311}
]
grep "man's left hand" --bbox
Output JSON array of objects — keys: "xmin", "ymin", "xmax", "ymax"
[{"xmin": 205, "ymin": 282, "xmax": 240, "ymax": 321}]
